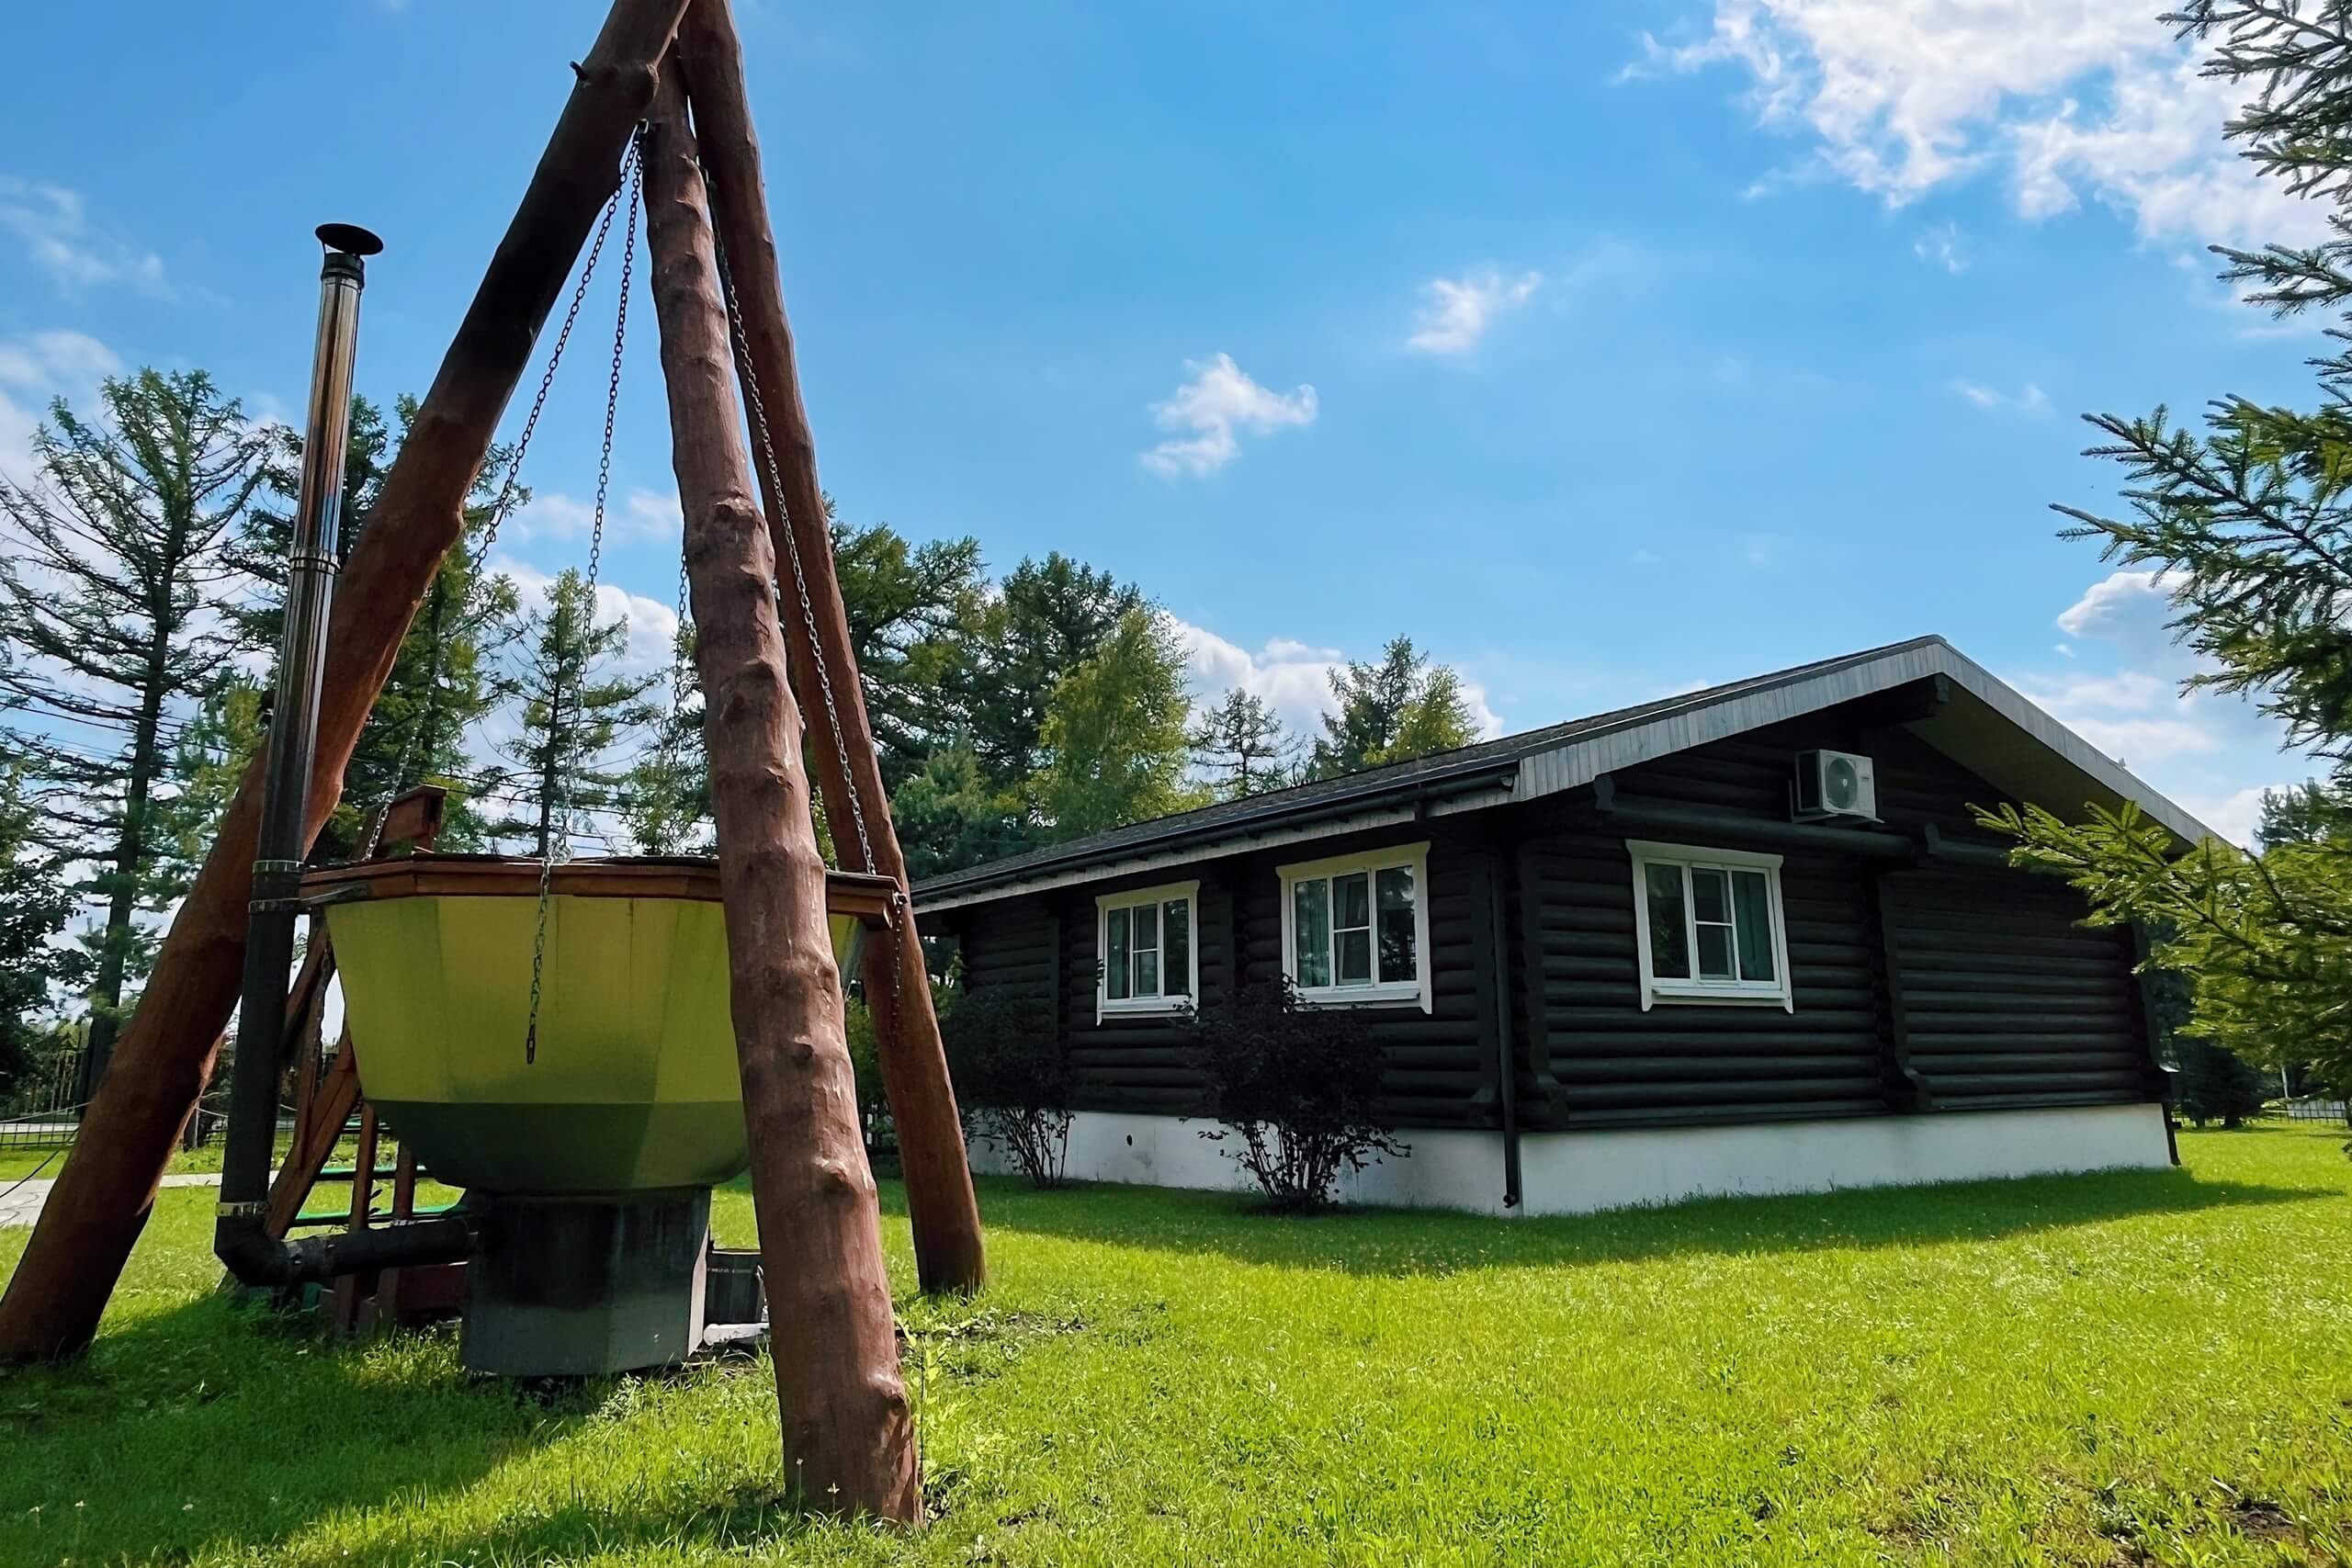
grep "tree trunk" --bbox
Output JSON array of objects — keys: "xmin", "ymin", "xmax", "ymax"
[
  {"xmin": 639, "ymin": 66, "xmax": 921, "ymax": 1521},
  {"xmin": 79, "ymin": 649, "xmax": 170, "ymax": 1100},
  {"xmin": 0, "ymin": 0, "xmax": 695, "ymax": 1364},
  {"xmin": 677, "ymin": 0, "xmax": 984, "ymax": 1296}
]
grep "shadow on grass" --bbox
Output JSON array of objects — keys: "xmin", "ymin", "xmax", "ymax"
[
  {"xmin": 0, "ymin": 1287, "xmax": 669, "ymax": 1567},
  {"xmin": 951, "ymin": 1162, "xmax": 2335, "ymax": 1279}
]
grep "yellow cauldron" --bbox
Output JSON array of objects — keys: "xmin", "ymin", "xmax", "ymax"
[{"xmin": 300, "ymin": 855, "xmax": 894, "ymax": 1196}]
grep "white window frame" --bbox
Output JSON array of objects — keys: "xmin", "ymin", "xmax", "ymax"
[
  {"xmin": 1277, "ymin": 841, "xmax": 1433, "ymax": 1013},
  {"xmin": 1626, "ymin": 840, "xmax": 1794, "ymax": 1012},
  {"xmin": 1095, "ymin": 880, "xmax": 1200, "ymax": 1020}
]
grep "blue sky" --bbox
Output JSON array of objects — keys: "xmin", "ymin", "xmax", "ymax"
[{"xmin": 0, "ymin": 0, "xmax": 2330, "ymax": 844}]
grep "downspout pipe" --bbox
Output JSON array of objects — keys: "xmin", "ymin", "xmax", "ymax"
[
  {"xmin": 1489, "ymin": 861, "xmax": 1521, "ymax": 1211},
  {"xmin": 216, "ymin": 226, "xmax": 470, "ymax": 1286}
]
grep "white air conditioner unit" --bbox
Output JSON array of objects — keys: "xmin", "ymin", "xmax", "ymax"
[{"xmin": 1793, "ymin": 749, "xmax": 1878, "ymax": 822}]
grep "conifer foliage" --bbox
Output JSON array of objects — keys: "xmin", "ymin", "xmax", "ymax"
[
  {"xmin": 1984, "ymin": 3, "xmax": 2352, "ymax": 1116},
  {"xmin": 0, "ymin": 369, "xmax": 270, "ymax": 1086},
  {"xmin": 489, "ymin": 569, "xmax": 660, "ymax": 859}
]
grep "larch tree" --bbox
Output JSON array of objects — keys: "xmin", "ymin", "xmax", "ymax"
[
  {"xmin": 232, "ymin": 393, "xmax": 519, "ymax": 857},
  {"xmin": 0, "ymin": 368, "xmax": 270, "ymax": 1090},
  {"xmin": 490, "ymin": 568, "xmax": 661, "ymax": 858},
  {"xmin": 1980, "ymin": 1, "xmax": 2352, "ymax": 1112},
  {"xmin": 0, "ymin": 757, "xmax": 74, "ymax": 1100},
  {"xmin": 624, "ymin": 618, "xmax": 709, "ymax": 855},
  {"xmin": 1189, "ymin": 687, "xmax": 1301, "ymax": 799},
  {"xmin": 1030, "ymin": 606, "xmax": 1204, "ymax": 840},
  {"xmin": 1308, "ymin": 637, "xmax": 1481, "ymax": 778}
]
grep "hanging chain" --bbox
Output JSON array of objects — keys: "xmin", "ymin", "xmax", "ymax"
[
  {"xmin": 655, "ymin": 543, "xmax": 695, "ymax": 849},
  {"xmin": 522, "ymin": 131, "xmax": 642, "ymax": 1066},
  {"xmin": 368, "ymin": 139, "xmax": 641, "ymax": 855},
  {"xmin": 713, "ymin": 240, "xmax": 876, "ymax": 877}
]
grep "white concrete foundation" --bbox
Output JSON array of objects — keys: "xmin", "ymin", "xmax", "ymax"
[{"xmin": 969, "ymin": 1102, "xmax": 2175, "ymax": 1216}]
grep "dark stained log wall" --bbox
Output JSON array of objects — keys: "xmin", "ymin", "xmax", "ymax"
[
  {"xmin": 935, "ymin": 697, "xmax": 2164, "ymax": 1135},
  {"xmin": 1883, "ymin": 869, "xmax": 2151, "ymax": 1108},
  {"xmin": 1514, "ymin": 830, "xmax": 1886, "ymax": 1129}
]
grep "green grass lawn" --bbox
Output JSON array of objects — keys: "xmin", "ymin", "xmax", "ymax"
[{"xmin": 3, "ymin": 1125, "xmax": 2349, "ymax": 1566}]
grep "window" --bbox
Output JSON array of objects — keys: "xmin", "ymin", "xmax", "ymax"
[
  {"xmin": 1278, "ymin": 842, "xmax": 1431, "ymax": 1011},
  {"xmin": 1096, "ymin": 881, "xmax": 1198, "ymax": 1018},
  {"xmin": 1627, "ymin": 840, "xmax": 1792, "ymax": 1011}
]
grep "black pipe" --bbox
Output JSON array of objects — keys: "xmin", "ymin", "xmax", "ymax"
[
  {"xmin": 1591, "ymin": 782, "xmax": 2015, "ymax": 867},
  {"xmin": 1489, "ymin": 858, "xmax": 1521, "ymax": 1211},
  {"xmin": 217, "ymin": 225, "xmax": 469, "ymax": 1286}
]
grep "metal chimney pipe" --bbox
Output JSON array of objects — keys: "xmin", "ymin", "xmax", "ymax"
[{"xmin": 216, "ymin": 226, "xmax": 467, "ymax": 1285}]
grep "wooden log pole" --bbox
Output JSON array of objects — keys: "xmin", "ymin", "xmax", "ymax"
[
  {"xmin": 0, "ymin": 0, "xmax": 695, "ymax": 1362},
  {"xmin": 639, "ymin": 68, "xmax": 921, "ymax": 1520},
  {"xmin": 677, "ymin": 0, "xmax": 984, "ymax": 1296}
]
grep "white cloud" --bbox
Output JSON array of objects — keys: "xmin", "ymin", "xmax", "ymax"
[
  {"xmin": 0, "ymin": 329, "xmax": 120, "ymax": 487},
  {"xmin": 489, "ymin": 554, "xmax": 680, "ymax": 677},
  {"xmin": 1914, "ymin": 221, "xmax": 1965, "ymax": 273},
  {"xmin": 1949, "ymin": 378, "xmax": 2051, "ymax": 414},
  {"xmin": 2013, "ymin": 567, "xmax": 2319, "ymax": 845},
  {"xmin": 0, "ymin": 176, "xmax": 170, "ymax": 297},
  {"xmin": 509, "ymin": 491, "xmax": 597, "ymax": 542},
  {"xmin": 508, "ymin": 487, "xmax": 681, "ymax": 544},
  {"xmin": 2053, "ymin": 566, "xmax": 2183, "ymax": 658},
  {"xmin": 625, "ymin": 487, "xmax": 683, "ymax": 539},
  {"xmin": 1637, "ymin": 1, "xmax": 2327, "ymax": 248},
  {"xmin": 1407, "ymin": 267, "xmax": 1543, "ymax": 355},
  {"xmin": 1140, "ymin": 353, "xmax": 1317, "ymax": 479},
  {"xmin": 2176, "ymin": 784, "xmax": 2283, "ymax": 850},
  {"xmin": 1170, "ymin": 618, "xmax": 1505, "ymax": 743}
]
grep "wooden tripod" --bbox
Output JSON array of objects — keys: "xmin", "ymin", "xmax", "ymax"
[{"xmin": 0, "ymin": 0, "xmax": 970, "ymax": 1521}]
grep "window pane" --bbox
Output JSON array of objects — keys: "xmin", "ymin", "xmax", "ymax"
[
  {"xmin": 1133, "ymin": 900, "xmax": 1159, "ymax": 953},
  {"xmin": 1696, "ymin": 923, "xmax": 1734, "ymax": 979},
  {"xmin": 1644, "ymin": 863, "xmax": 1690, "ymax": 979},
  {"xmin": 1733, "ymin": 871, "xmax": 1775, "ymax": 982},
  {"xmin": 1293, "ymin": 878, "xmax": 1331, "ymax": 987},
  {"xmin": 1376, "ymin": 865, "xmax": 1417, "ymax": 982},
  {"xmin": 1337, "ymin": 928, "xmax": 1373, "ymax": 986},
  {"xmin": 1136, "ymin": 948, "xmax": 1160, "ymax": 996},
  {"xmin": 1690, "ymin": 867, "xmax": 1729, "ymax": 925},
  {"xmin": 1105, "ymin": 907, "xmax": 1130, "ymax": 999},
  {"xmin": 1334, "ymin": 871, "xmax": 1371, "ymax": 932},
  {"xmin": 1164, "ymin": 899, "xmax": 1192, "ymax": 997}
]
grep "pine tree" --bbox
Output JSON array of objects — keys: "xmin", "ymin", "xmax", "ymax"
[
  {"xmin": 1980, "ymin": 3, "xmax": 2352, "ymax": 1115},
  {"xmin": 231, "ymin": 393, "xmax": 518, "ymax": 858},
  {"xmin": 624, "ymin": 619, "xmax": 709, "ymax": 855},
  {"xmin": 0, "ymin": 760, "xmax": 74, "ymax": 1100},
  {"xmin": 1308, "ymin": 637, "xmax": 1480, "ymax": 778},
  {"xmin": 2176, "ymin": 1036, "xmax": 2269, "ymax": 1129},
  {"xmin": 162, "ymin": 674, "xmax": 268, "ymax": 874},
  {"xmin": 970, "ymin": 553, "xmax": 1144, "ymax": 792},
  {"xmin": 490, "ymin": 570, "xmax": 660, "ymax": 858},
  {"xmin": 893, "ymin": 741, "xmax": 1023, "ymax": 880},
  {"xmin": 1030, "ymin": 607, "xmax": 1204, "ymax": 840},
  {"xmin": 1188, "ymin": 688, "xmax": 1300, "ymax": 799},
  {"xmin": 831, "ymin": 516, "xmax": 987, "ymax": 789},
  {"xmin": 0, "ymin": 368, "xmax": 270, "ymax": 1088}
]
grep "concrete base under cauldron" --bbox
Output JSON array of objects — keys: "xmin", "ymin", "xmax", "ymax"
[{"xmin": 459, "ymin": 1188, "xmax": 766, "ymax": 1377}]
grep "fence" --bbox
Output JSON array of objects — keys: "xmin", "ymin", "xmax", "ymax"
[
  {"xmin": 1, "ymin": 1048, "xmax": 87, "ymax": 1152},
  {"xmin": 2278, "ymin": 1096, "xmax": 2352, "ymax": 1125}
]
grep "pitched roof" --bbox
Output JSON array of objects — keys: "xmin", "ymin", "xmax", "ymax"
[{"xmin": 912, "ymin": 634, "xmax": 2212, "ymax": 909}]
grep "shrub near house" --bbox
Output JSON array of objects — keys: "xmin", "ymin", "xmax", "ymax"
[
  {"xmin": 1190, "ymin": 978, "xmax": 1408, "ymax": 1212},
  {"xmin": 941, "ymin": 987, "xmax": 1072, "ymax": 1188}
]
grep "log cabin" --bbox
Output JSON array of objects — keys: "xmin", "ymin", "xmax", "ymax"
[{"xmin": 914, "ymin": 637, "xmax": 2199, "ymax": 1214}]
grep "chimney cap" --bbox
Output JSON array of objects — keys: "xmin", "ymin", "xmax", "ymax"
[{"xmin": 315, "ymin": 223, "xmax": 385, "ymax": 257}]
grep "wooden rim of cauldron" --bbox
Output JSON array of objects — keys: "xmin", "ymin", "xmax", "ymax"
[{"xmin": 300, "ymin": 853, "xmax": 899, "ymax": 925}]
